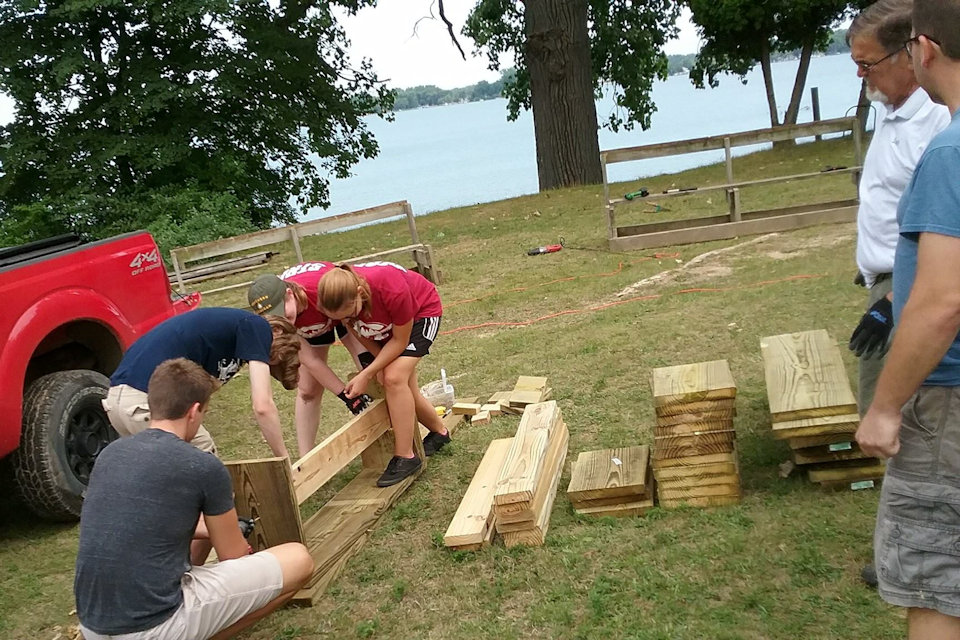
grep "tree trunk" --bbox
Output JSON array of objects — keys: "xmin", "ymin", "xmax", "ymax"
[
  {"xmin": 783, "ymin": 40, "xmax": 814, "ymax": 126},
  {"xmin": 759, "ymin": 41, "xmax": 780, "ymax": 128},
  {"xmin": 524, "ymin": 0, "xmax": 601, "ymax": 190}
]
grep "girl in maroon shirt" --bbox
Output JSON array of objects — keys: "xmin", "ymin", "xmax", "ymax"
[{"xmin": 317, "ymin": 262, "xmax": 448, "ymax": 487}]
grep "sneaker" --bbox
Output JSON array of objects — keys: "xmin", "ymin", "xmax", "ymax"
[
  {"xmin": 423, "ymin": 430, "xmax": 451, "ymax": 456},
  {"xmin": 860, "ymin": 564, "xmax": 878, "ymax": 588},
  {"xmin": 377, "ymin": 455, "xmax": 422, "ymax": 487}
]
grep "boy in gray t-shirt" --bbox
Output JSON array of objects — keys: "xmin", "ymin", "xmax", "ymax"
[{"xmin": 74, "ymin": 358, "xmax": 313, "ymax": 640}]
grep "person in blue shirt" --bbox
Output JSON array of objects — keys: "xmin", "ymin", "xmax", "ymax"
[
  {"xmin": 103, "ymin": 307, "xmax": 301, "ymax": 460},
  {"xmin": 857, "ymin": 2, "xmax": 960, "ymax": 635}
]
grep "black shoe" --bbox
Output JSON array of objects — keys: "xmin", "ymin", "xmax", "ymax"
[
  {"xmin": 423, "ymin": 430, "xmax": 451, "ymax": 456},
  {"xmin": 861, "ymin": 564, "xmax": 878, "ymax": 588},
  {"xmin": 377, "ymin": 455, "xmax": 422, "ymax": 487}
]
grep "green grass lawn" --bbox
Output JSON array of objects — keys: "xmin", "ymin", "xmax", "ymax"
[{"xmin": 1, "ymin": 135, "xmax": 907, "ymax": 639}]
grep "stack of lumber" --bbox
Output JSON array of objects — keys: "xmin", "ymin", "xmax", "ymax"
[
  {"xmin": 651, "ymin": 360, "xmax": 742, "ymax": 508},
  {"xmin": 483, "ymin": 376, "xmax": 552, "ymax": 418},
  {"xmin": 567, "ymin": 445, "xmax": 654, "ymax": 517},
  {"xmin": 494, "ymin": 401, "xmax": 568, "ymax": 547},
  {"xmin": 760, "ymin": 329, "xmax": 884, "ymax": 490}
]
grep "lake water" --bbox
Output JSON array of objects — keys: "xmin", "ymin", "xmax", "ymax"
[{"xmin": 312, "ymin": 53, "xmax": 867, "ymax": 221}]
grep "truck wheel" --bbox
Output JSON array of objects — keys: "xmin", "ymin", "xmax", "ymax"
[{"xmin": 12, "ymin": 370, "xmax": 116, "ymax": 521}]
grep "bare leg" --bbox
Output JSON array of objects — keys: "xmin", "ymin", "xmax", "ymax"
[
  {"xmin": 382, "ymin": 357, "xmax": 419, "ymax": 458},
  {"xmin": 208, "ymin": 542, "xmax": 314, "ymax": 640},
  {"xmin": 908, "ymin": 608, "xmax": 960, "ymax": 640},
  {"xmin": 190, "ymin": 515, "xmax": 212, "ymax": 565}
]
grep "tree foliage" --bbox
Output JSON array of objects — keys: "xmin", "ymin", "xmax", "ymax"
[
  {"xmin": 686, "ymin": 0, "xmax": 849, "ymax": 128},
  {"xmin": 464, "ymin": 0, "xmax": 679, "ymax": 132},
  {"xmin": 0, "ymin": 0, "xmax": 393, "ymax": 246}
]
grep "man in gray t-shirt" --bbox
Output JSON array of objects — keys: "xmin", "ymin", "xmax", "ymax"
[{"xmin": 74, "ymin": 358, "xmax": 313, "ymax": 640}]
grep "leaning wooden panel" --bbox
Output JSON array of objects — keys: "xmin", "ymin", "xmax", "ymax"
[
  {"xmin": 494, "ymin": 401, "xmax": 561, "ymax": 506},
  {"xmin": 567, "ymin": 445, "xmax": 650, "ymax": 503},
  {"xmin": 760, "ymin": 330, "xmax": 858, "ymax": 421},
  {"xmin": 444, "ymin": 438, "xmax": 514, "ymax": 549},
  {"xmin": 291, "ymin": 400, "xmax": 392, "ymax": 505},
  {"xmin": 652, "ymin": 360, "xmax": 736, "ymax": 408},
  {"xmin": 225, "ymin": 457, "xmax": 304, "ymax": 553},
  {"xmin": 496, "ymin": 423, "xmax": 570, "ymax": 527},
  {"xmin": 655, "ymin": 398, "xmax": 737, "ymax": 418}
]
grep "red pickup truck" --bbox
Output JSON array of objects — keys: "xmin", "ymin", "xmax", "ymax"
[{"xmin": 0, "ymin": 232, "xmax": 199, "ymax": 520}]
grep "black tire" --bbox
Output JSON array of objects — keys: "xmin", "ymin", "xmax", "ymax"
[{"xmin": 12, "ymin": 370, "xmax": 117, "ymax": 521}]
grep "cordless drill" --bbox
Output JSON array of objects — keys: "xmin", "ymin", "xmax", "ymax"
[{"xmin": 238, "ymin": 517, "xmax": 257, "ymax": 538}]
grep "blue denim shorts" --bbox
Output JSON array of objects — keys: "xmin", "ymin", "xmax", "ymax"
[{"xmin": 875, "ymin": 385, "xmax": 960, "ymax": 616}]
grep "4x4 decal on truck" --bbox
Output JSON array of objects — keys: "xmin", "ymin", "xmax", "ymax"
[{"xmin": 129, "ymin": 249, "xmax": 161, "ymax": 276}]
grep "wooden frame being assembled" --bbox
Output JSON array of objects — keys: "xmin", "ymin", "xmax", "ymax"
[
  {"xmin": 600, "ymin": 117, "xmax": 864, "ymax": 251},
  {"xmin": 169, "ymin": 200, "xmax": 440, "ymax": 293},
  {"xmin": 223, "ymin": 400, "xmax": 460, "ymax": 605}
]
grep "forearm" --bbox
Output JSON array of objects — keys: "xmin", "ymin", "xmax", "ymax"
[
  {"xmin": 872, "ymin": 296, "xmax": 960, "ymax": 413},
  {"xmin": 253, "ymin": 404, "xmax": 289, "ymax": 459}
]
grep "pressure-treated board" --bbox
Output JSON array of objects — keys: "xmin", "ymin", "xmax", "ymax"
[
  {"xmin": 509, "ymin": 375, "xmax": 549, "ymax": 407},
  {"xmin": 574, "ymin": 495, "xmax": 655, "ymax": 518},
  {"xmin": 472, "ymin": 410, "xmax": 491, "ymax": 425},
  {"xmin": 787, "ymin": 433, "xmax": 857, "ymax": 449},
  {"xmin": 494, "ymin": 401, "xmax": 561, "ymax": 506},
  {"xmin": 656, "ymin": 472, "xmax": 741, "ymax": 490},
  {"xmin": 771, "ymin": 413, "xmax": 859, "ymax": 440},
  {"xmin": 659, "ymin": 483, "xmax": 741, "ymax": 500},
  {"xmin": 659, "ymin": 494, "xmax": 741, "ymax": 509},
  {"xmin": 225, "ymin": 457, "xmax": 304, "ymax": 553},
  {"xmin": 452, "ymin": 403, "xmax": 482, "ymax": 416},
  {"xmin": 653, "ymin": 461, "xmax": 738, "ymax": 481},
  {"xmin": 653, "ymin": 430, "xmax": 736, "ymax": 460},
  {"xmin": 496, "ymin": 422, "xmax": 570, "ymax": 526},
  {"xmin": 792, "ymin": 443, "xmax": 871, "ymax": 465},
  {"xmin": 808, "ymin": 462, "xmax": 886, "ymax": 484},
  {"xmin": 444, "ymin": 438, "xmax": 514, "ymax": 549},
  {"xmin": 501, "ymin": 433, "xmax": 567, "ymax": 548},
  {"xmin": 291, "ymin": 400, "xmax": 391, "ymax": 505},
  {"xmin": 657, "ymin": 408, "xmax": 737, "ymax": 426},
  {"xmin": 650, "ymin": 450, "xmax": 737, "ymax": 469},
  {"xmin": 654, "ymin": 420, "xmax": 734, "ymax": 437},
  {"xmin": 655, "ymin": 397, "xmax": 737, "ymax": 418},
  {"xmin": 567, "ymin": 445, "xmax": 650, "ymax": 503},
  {"xmin": 291, "ymin": 535, "xmax": 366, "ymax": 606},
  {"xmin": 652, "ymin": 360, "xmax": 736, "ymax": 408},
  {"xmin": 480, "ymin": 403, "xmax": 504, "ymax": 416},
  {"xmin": 760, "ymin": 330, "xmax": 858, "ymax": 421}
]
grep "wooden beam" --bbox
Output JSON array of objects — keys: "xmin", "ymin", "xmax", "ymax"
[
  {"xmin": 444, "ymin": 438, "xmax": 514, "ymax": 550},
  {"xmin": 291, "ymin": 400, "xmax": 391, "ymax": 505},
  {"xmin": 496, "ymin": 421, "xmax": 570, "ymax": 526},
  {"xmin": 609, "ymin": 205, "xmax": 857, "ymax": 252},
  {"xmin": 494, "ymin": 401, "xmax": 561, "ymax": 506},
  {"xmin": 225, "ymin": 457, "xmax": 304, "ymax": 553}
]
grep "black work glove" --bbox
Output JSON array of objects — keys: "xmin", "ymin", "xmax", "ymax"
[
  {"xmin": 238, "ymin": 517, "xmax": 256, "ymax": 539},
  {"xmin": 853, "ymin": 272, "xmax": 866, "ymax": 287},
  {"xmin": 338, "ymin": 390, "xmax": 371, "ymax": 415},
  {"xmin": 849, "ymin": 296, "xmax": 893, "ymax": 359},
  {"xmin": 357, "ymin": 351, "xmax": 375, "ymax": 369}
]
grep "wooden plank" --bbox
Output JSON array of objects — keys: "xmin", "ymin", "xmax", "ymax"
[
  {"xmin": 300, "ymin": 466, "xmax": 421, "ymax": 590},
  {"xmin": 574, "ymin": 495, "xmax": 655, "ymax": 518},
  {"xmin": 659, "ymin": 484, "xmax": 741, "ymax": 500},
  {"xmin": 443, "ymin": 438, "xmax": 514, "ymax": 549},
  {"xmin": 493, "ymin": 401, "xmax": 561, "ymax": 506},
  {"xmin": 655, "ymin": 398, "xmax": 737, "ymax": 418},
  {"xmin": 480, "ymin": 403, "xmax": 504, "ymax": 416},
  {"xmin": 771, "ymin": 413, "xmax": 858, "ymax": 439},
  {"xmin": 651, "ymin": 450, "xmax": 736, "ymax": 469},
  {"xmin": 609, "ymin": 205, "xmax": 857, "ymax": 252},
  {"xmin": 452, "ymin": 403, "xmax": 482, "ymax": 416},
  {"xmin": 808, "ymin": 462, "xmax": 886, "ymax": 484},
  {"xmin": 656, "ymin": 472, "xmax": 741, "ymax": 491},
  {"xmin": 571, "ymin": 493, "xmax": 648, "ymax": 509},
  {"xmin": 761, "ymin": 330, "xmax": 858, "ymax": 422},
  {"xmin": 653, "ymin": 430, "xmax": 736, "ymax": 461},
  {"xmin": 291, "ymin": 401, "xmax": 391, "ymax": 505},
  {"xmin": 567, "ymin": 445, "xmax": 650, "ymax": 503},
  {"xmin": 654, "ymin": 420, "xmax": 734, "ymax": 437},
  {"xmin": 291, "ymin": 534, "xmax": 367, "ymax": 605},
  {"xmin": 495, "ymin": 421, "xmax": 569, "ymax": 524},
  {"xmin": 615, "ymin": 199, "xmax": 859, "ymax": 237},
  {"xmin": 792, "ymin": 442, "xmax": 870, "ymax": 465},
  {"xmin": 225, "ymin": 458, "xmax": 304, "ymax": 553},
  {"xmin": 509, "ymin": 376, "xmax": 548, "ymax": 407},
  {"xmin": 657, "ymin": 408, "xmax": 737, "ymax": 426},
  {"xmin": 501, "ymin": 431, "xmax": 567, "ymax": 548},
  {"xmin": 472, "ymin": 410, "xmax": 491, "ymax": 426},
  {"xmin": 787, "ymin": 433, "xmax": 856, "ymax": 449},
  {"xmin": 651, "ymin": 360, "xmax": 736, "ymax": 407},
  {"xmin": 653, "ymin": 461, "xmax": 738, "ymax": 481},
  {"xmin": 659, "ymin": 495, "xmax": 742, "ymax": 509},
  {"xmin": 601, "ymin": 117, "xmax": 857, "ymax": 164}
]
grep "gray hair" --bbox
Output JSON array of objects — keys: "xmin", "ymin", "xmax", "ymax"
[{"xmin": 847, "ymin": 0, "xmax": 913, "ymax": 52}]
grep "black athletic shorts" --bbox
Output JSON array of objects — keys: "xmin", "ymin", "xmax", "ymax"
[
  {"xmin": 395, "ymin": 317, "xmax": 441, "ymax": 358},
  {"xmin": 306, "ymin": 323, "xmax": 348, "ymax": 347}
]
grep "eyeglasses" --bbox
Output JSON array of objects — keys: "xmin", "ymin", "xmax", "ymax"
[
  {"xmin": 854, "ymin": 46, "xmax": 905, "ymax": 73},
  {"xmin": 905, "ymin": 34, "xmax": 943, "ymax": 56}
]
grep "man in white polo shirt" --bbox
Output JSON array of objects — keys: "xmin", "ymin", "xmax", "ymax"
[{"xmin": 846, "ymin": 0, "xmax": 950, "ymax": 587}]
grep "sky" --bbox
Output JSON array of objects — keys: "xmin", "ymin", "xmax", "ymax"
[{"xmin": 339, "ymin": 3, "xmax": 702, "ymax": 90}]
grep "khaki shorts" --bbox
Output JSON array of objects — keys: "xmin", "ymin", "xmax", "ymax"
[
  {"xmin": 103, "ymin": 385, "xmax": 218, "ymax": 455},
  {"xmin": 79, "ymin": 551, "xmax": 284, "ymax": 640},
  {"xmin": 875, "ymin": 385, "xmax": 960, "ymax": 616}
]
